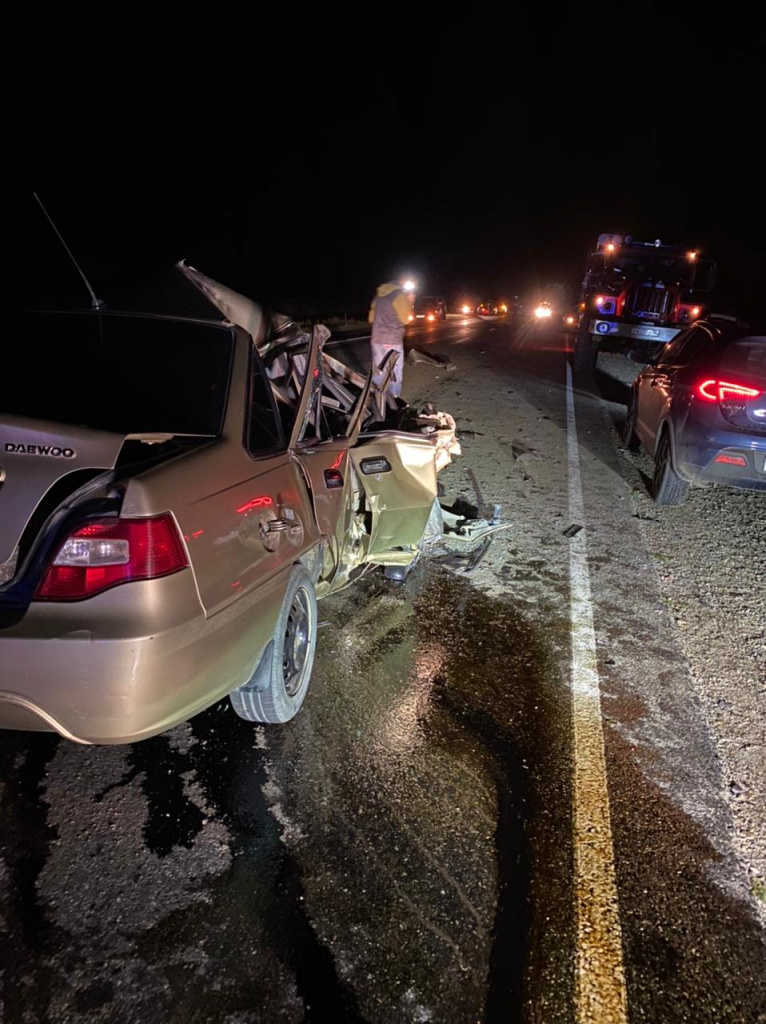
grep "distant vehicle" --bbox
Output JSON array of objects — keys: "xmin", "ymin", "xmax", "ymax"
[
  {"xmin": 477, "ymin": 300, "xmax": 509, "ymax": 318},
  {"xmin": 574, "ymin": 233, "xmax": 717, "ymax": 371},
  {"xmin": 459, "ymin": 302, "xmax": 475, "ymax": 316},
  {"xmin": 411, "ymin": 296, "xmax": 447, "ymax": 323},
  {"xmin": 563, "ymin": 310, "xmax": 580, "ymax": 332},
  {"xmin": 627, "ymin": 316, "xmax": 766, "ymax": 505},
  {"xmin": 533, "ymin": 301, "xmax": 553, "ymax": 320}
]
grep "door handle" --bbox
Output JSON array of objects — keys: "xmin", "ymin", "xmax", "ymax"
[{"xmin": 324, "ymin": 469, "xmax": 344, "ymax": 489}]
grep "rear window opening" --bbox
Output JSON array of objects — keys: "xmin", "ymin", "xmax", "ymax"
[
  {"xmin": 3, "ymin": 312, "xmax": 234, "ymax": 437},
  {"xmin": 718, "ymin": 338, "xmax": 766, "ymax": 380}
]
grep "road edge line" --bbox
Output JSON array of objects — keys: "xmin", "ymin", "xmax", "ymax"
[{"xmin": 566, "ymin": 363, "xmax": 629, "ymax": 1024}]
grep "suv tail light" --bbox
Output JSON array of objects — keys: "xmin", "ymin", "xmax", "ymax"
[
  {"xmin": 697, "ymin": 378, "xmax": 765, "ymax": 433},
  {"xmin": 696, "ymin": 379, "xmax": 762, "ymax": 403},
  {"xmin": 35, "ymin": 514, "xmax": 188, "ymax": 601}
]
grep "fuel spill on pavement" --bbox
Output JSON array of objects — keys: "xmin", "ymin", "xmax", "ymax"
[{"xmin": 0, "ymin": 570, "xmax": 574, "ymax": 1024}]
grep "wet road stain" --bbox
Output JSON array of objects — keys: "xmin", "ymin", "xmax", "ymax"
[
  {"xmin": 410, "ymin": 572, "xmax": 576, "ymax": 1023},
  {"xmin": 0, "ymin": 566, "xmax": 577, "ymax": 1023},
  {"xmin": 0, "ymin": 732, "xmax": 65, "ymax": 1021},
  {"xmin": 128, "ymin": 705, "xmax": 363, "ymax": 1023}
]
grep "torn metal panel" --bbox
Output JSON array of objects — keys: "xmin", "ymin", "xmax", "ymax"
[{"xmin": 421, "ymin": 500, "xmax": 509, "ymax": 574}]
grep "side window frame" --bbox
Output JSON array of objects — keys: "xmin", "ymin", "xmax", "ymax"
[
  {"xmin": 658, "ymin": 327, "xmax": 711, "ymax": 367},
  {"xmin": 244, "ymin": 341, "xmax": 286, "ymax": 458}
]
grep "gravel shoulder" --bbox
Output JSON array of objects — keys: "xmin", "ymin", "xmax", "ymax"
[{"xmin": 597, "ymin": 353, "xmax": 766, "ymax": 923}]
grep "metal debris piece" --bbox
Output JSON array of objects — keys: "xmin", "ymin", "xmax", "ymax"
[
  {"xmin": 420, "ymin": 500, "xmax": 509, "ymax": 575},
  {"xmin": 466, "ymin": 468, "xmax": 485, "ymax": 509},
  {"xmin": 406, "ymin": 347, "xmax": 455, "ymax": 369},
  {"xmin": 563, "ymin": 524, "xmax": 583, "ymax": 538}
]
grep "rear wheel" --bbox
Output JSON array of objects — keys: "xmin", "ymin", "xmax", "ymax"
[
  {"xmin": 230, "ymin": 566, "xmax": 318, "ymax": 724},
  {"xmin": 653, "ymin": 430, "xmax": 689, "ymax": 506}
]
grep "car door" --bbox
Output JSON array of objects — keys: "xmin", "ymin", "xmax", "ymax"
[
  {"xmin": 172, "ymin": 334, "xmax": 318, "ymax": 618},
  {"xmin": 291, "ymin": 341, "xmax": 374, "ymax": 590},
  {"xmin": 348, "ymin": 431, "xmax": 439, "ymax": 561},
  {"xmin": 637, "ymin": 330, "xmax": 692, "ymax": 449},
  {"xmin": 639, "ymin": 328, "xmax": 713, "ymax": 451}
]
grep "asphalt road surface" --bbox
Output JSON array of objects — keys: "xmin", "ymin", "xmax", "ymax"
[{"xmin": 1, "ymin": 315, "xmax": 764, "ymax": 1024}]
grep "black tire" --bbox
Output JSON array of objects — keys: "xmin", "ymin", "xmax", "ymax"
[
  {"xmin": 625, "ymin": 392, "xmax": 641, "ymax": 452},
  {"xmin": 230, "ymin": 565, "xmax": 318, "ymax": 724},
  {"xmin": 573, "ymin": 326, "xmax": 598, "ymax": 375},
  {"xmin": 652, "ymin": 430, "xmax": 689, "ymax": 506}
]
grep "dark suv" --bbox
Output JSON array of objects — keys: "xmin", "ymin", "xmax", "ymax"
[{"xmin": 627, "ymin": 316, "xmax": 766, "ymax": 505}]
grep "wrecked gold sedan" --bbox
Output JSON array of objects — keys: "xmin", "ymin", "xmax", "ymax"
[{"xmin": 0, "ymin": 265, "xmax": 493, "ymax": 743}]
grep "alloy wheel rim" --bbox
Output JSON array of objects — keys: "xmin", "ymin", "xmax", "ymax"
[
  {"xmin": 282, "ymin": 587, "xmax": 313, "ymax": 698},
  {"xmin": 655, "ymin": 437, "xmax": 669, "ymax": 489}
]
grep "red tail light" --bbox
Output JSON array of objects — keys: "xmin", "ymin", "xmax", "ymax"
[
  {"xmin": 697, "ymin": 379, "xmax": 762, "ymax": 403},
  {"xmin": 35, "ymin": 514, "xmax": 189, "ymax": 601},
  {"xmin": 715, "ymin": 454, "xmax": 747, "ymax": 466}
]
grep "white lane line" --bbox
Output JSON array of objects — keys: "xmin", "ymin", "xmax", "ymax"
[{"xmin": 566, "ymin": 363, "xmax": 629, "ymax": 1024}]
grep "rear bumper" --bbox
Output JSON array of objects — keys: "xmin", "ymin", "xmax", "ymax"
[
  {"xmin": 676, "ymin": 437, "xmax": 766, "ymax": 490},
  {"xmin": 0, "ymin": 569, "xmax": 286, "ymax": 743}
]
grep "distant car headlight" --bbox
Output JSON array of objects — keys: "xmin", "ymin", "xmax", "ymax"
[
  {"xmin": 461, "ymin": 304, "xmax": 471, "ymax": 315},
  {"xmin": 534, "ymin": 305, "xmax": 552, "ymax": 319},
  {"xmin": 565, "ymin": 315, "xmax": 575, "ymax": 325},
  {"xmin": 408, "ymin": 314, "xmax": 415, "ymax": 321}
]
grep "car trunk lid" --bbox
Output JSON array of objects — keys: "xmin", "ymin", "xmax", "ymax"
[{"xmin": 1, "ymin": 416, "xmax": 157, "ymax": 571}]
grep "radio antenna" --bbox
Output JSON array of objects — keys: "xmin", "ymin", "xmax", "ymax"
[{"xmin": 33, "ymin": 192, "xmax": 104, "ymax": 310}]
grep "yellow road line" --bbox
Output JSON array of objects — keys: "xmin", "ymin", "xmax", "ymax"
[{"xmin": 566, "ymin": 363, "xmax": 629, "ymax": 1024}]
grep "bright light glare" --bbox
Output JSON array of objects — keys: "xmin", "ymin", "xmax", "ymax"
[
  {"xmin": 534, "ymin": 305, "xmax": 552, "ymax": 319},
  {"xmin": 688, "ymin": 251, "xmax": 697, "ymax": 261},
  {"xmin": 427, "ymin": 313, "xmax": 435, "ymax": 321},
  {"xmin": 566, "ymin": 315, "xmax": 575, "ymax": 324},
  {"xmin": 606, "ymin": 242, "xmax": 616, "ymax": 253},
  {"xmin": 461, "ymin": 304, "xmax": 471, "ymax": 315},
  {"xmin": 402, "ymin": 279, "xmax": 416, "ymax": 292},
  {"xmin": 691, "ymin": 306, "xmax": 701, "ymax": 317}
]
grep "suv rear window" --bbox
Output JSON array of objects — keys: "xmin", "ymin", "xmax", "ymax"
[
  {"xmin": 3, "ymin": 313, "xmax": 233, "ymax": 436},
  {"xmin": 718, "ymin": 338, "xmax": 766, "ymax": 383}
]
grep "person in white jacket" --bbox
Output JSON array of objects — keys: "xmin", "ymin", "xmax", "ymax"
[{"xmin": 368, "ymin": 281, "xmax": 413, "ymax": 398}]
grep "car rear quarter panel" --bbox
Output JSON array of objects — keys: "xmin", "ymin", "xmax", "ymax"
[{"xmin": 0, "ymin": 568, "xmax": 286, "ymax": 743}]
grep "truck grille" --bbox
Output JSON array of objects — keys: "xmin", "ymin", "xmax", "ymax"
[{"xmin": 627, "ymin": 286, "xmax": 675, "ymax": 319}]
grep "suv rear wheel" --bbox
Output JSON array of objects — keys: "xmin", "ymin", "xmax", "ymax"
[{"xmin": 653, "ymin": 430, "xmax": 689, "ymax": 506}]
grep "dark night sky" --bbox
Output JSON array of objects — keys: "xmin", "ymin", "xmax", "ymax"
[{"xmin": 24, "ymin": 5, "xmax": 765, "ymax": 317}]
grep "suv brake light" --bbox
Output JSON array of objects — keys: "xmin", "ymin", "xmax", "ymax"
[
  {"xmin": 696, "ymin": 379, "xmax": 762, "ymax": 403},
  {"xmin": 35, "ymin": 514, "xmax": 188, "ymax": 601}
]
